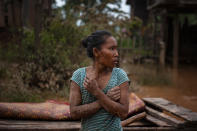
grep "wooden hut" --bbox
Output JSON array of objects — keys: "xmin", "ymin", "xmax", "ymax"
[
  {"xmin": 126, "ymin": 0, "xmax": 149, "ymax": 25},
  {"xmin": 0, "ymin": 0, "xmax": 53, "ymax": 28},
  {"xmin": 126, "ymin": 0, "xmax": 197, "ymax": 67},
  {"xmin": 0, "ymin": 0, "xmax": 53, "ymax": 43}
]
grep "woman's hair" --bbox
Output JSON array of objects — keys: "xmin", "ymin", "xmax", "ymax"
[{"xmin": 82, "ymin": 30, "xmax": 112, "ymax": 58}]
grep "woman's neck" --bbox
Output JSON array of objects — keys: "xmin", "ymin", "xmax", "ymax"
[{"xmin": 91, "ymin": 62, "xmax": 112, "ymax": 78}]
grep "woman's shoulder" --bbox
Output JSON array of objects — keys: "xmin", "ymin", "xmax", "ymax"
[
  {"xmin": 73, "ymin": 67, "xmax": 85, "ymax": 72},
  {"xmin": 72, "ymin": 67, "xmax": 86, "ymax": 76},
  {"xmin": 113, "ymin": 67, "xmax": 127, "ymax": 74},
  {"xmin": 71, "ymin": 67, "xmax": 86, "ymax": 86},
  {"xmin": 113, "ymin": 67, "xmax": 130, "ymax": 85}
]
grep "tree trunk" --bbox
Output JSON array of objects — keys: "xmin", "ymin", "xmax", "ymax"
[
  {"xmin": 34, "ymin": 0, "xmax": 43, "ymax": 46},
  {"xmin": 0, "ymin": 0, "xmax": 5, "ymax": 27}
]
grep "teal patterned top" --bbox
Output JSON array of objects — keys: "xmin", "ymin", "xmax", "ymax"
[{"xmin": 71, "ymin": 67, "xmax": 130, "ymax": 131}]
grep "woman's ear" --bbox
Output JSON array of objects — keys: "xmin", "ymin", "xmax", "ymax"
[{"xmin": 93, "ymin": 48, "xmax": 100, "ymax": 58}]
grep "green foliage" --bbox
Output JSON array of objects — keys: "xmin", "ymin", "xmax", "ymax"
[
  {"xmin": 180, "ymin": 14, "xmax": 197, "ymax": 26},
  {"xmin": 20, "ymin": 28, "xmax": 36, "ymax": 61},
  {"xmin": 126, "ymin": 63, "xmax": 172, "ymax": 86},
  {"xmin": 120, "ymin": 38, "xmax": 133, "ymax": 48},
  {"xmin": 18, "ymin": 16, "xmax": 89, "ymax": 69},
  {"xmin": 0, "ymin": 84, "xmax": 69, "ymax": 102},
  {"xmin": 129, "ymin": 17, "xmax": 143, "ymax": 31},
  {"xmin": 139, "ymin": 71, "xmax": 172, "ymax": 86},
  {"xmin": 0, "ymin": 67, "xmax": 10, "ymax": 79},
  {"xmin": 0, "ymin": 0, "xmax": 147, "ymax": 102},
  {"xmin": 0, "ymin": 15, "xmax": 91, "ymax": 93}
]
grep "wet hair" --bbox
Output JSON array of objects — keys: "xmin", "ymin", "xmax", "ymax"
[{"xmin": 82, "ymin": 30, "xmax": 112, "ymax": 58}]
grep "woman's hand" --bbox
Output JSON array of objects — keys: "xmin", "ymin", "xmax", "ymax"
[
  {"xmin": 83, "ymin": 77, "xmax": 100, "ymax": 96},
  {"xmin": 107, "ymin": 86, "xmax": 120, "ymax": 101}
]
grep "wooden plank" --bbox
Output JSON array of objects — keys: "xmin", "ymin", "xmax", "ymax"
[
  {"xmin": 0, "ymin": 119, "xmax": 196, "ymax": 131},
  {"xmin": 127, "ymin": 120, "xmax": 154, "ymax": 127},
  {"xmin": 0, "ymin": 119, "xmax": 81, "ymax": 130},
  {"xmin": 143, "ymin": 98, "xmax": 197, "ymax": 123},
  {"xmin": 145, "ymin": 106, "xmax": 185, "ymax": 127},
  {"xmin": 180, "ymin": 0, "xmax": 197, "ymax": 4},
  {"xmin": 121, "ymin": 112, "xmax": 146, "ymax": 127},
  {"xmin": 146, "ymin": 115, "xmax": 171, "ymax": 127},
  {"xmin": 123, "ymin": 126, "xmax": 177, "ymax": 131}
]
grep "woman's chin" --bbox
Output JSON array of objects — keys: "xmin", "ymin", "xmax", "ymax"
[{"xmin": 114, "ymin": 62, "xmax": 119, "ymax": 67}]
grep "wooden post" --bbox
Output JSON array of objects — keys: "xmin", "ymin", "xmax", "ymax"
[
  {"xmin": 34, "ymin": 0, "xmax": 43, "ymax": 46},
  {"xmin": 7, "ymin": 3, "xmax": 14, "ymax": 26},
  {"xmin": 173, "ymin": 14, "xmax": 179, "ymax": 69},
  {"xmin": 133, "ymin": 36, "xmax": 136, "ymax": 49},
  {"xmin": 159, "ymin": 41, "xmax": 166, "ymax": 67},
  {"xmin": 22, "ymin": 0, "xmax": 29, "ymax": 26},
  {"xmin": 173, "ymin": 14, "xmax": 179, "ymax": 86},
  {"xmin": 0, "ymin": 0, "xmax": 5, "ymax": 27},
  {"xmin": 153, "ymin": 15, "xmax": 157, "ymax": 56},
  {"xmin": 159, "ymin": 10, "xmax": 167, "ymax": 68},
  {"xmin": 13, "ymin": 0, "xmax": 22, "ymax": 27}
]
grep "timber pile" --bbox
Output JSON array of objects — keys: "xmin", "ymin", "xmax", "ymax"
[{"xmin": 0, "ymin": 98, "xmax": 197, "ymax": 131}]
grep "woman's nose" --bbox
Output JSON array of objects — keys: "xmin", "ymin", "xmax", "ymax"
[{"xmin": 114, "ymin": 50, "xmax": 119, "ymax": 57}]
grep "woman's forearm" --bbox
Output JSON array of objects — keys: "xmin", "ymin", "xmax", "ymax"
[
  {"xmin": 95, "ymin": 89, "xmax": 128, "ymax": 119},
  {"xmin": 70, "ymin": 100, "xmax": 101, "ymax": 120}
]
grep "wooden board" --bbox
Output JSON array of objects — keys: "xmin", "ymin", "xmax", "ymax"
[
  {"xmin": 123, "ymin": 126, "xmax": 177, "ymax": 131},
  {"xmin": 1, "ymin": 98, "xmax": 197, "ymax": 130},
  {"xmin": 0, "ymin": 119, "xmax": 179, "ymax": 131},
  {"xmin": 145, "ymin": 106, "xmax": 185, "ymax": 127},
  {"xmin": 0, "ymin": 119, "xmax": 81, "ymax": 130},
  {"xmin": 121, "ymin": 112, "xmax": 146, "ymax": 127},
  {"xmin": 127, "ymin": 120, "xmax": 153, "ymax": 127},
  {"xmin": 145, "ymin": 115, "xmax": 171, "ymax": 127},
  {"xmin": 143, "ymin": 98, "xmax": 197, "ymax": 124}
]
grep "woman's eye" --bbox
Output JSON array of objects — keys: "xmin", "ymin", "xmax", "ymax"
[{"xmin": 110, "ymin": 47, "xmax": 114, "ymax": 50}]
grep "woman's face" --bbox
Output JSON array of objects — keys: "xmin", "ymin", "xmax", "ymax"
[{"xmin": 95, "ymin": 36, "xmax": 119, "ymax": 68}]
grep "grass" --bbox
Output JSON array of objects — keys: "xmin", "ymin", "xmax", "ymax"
[
  {"xmin": 122, "ymin": 61, "xmax": 173, "ymax": 88},
  {"xmin": 0, "ymin": 84, "xmax": 70, "ymax": 102}
]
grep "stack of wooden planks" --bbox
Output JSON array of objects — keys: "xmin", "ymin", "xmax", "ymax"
[
  {"xmin": 124, "ymin": 98, "xmax": 197, "ymax": 130},
  {"xmin": 0, "ymin": 98, "xmax": 197, "ymax": 131}
]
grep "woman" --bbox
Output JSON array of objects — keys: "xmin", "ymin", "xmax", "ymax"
[{"xmin": 69, "ymin": 30, "xmax": 130, "ymax": 131}]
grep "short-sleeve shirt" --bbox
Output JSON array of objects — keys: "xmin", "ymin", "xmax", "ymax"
[{"xmin": 71, "ymin": 67, "xmax": 130, "ymax": 131}]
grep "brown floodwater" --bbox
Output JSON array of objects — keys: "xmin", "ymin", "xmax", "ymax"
[{"xmin": 129, "ymin": 65, "xmax": 197, "ymax": 112}]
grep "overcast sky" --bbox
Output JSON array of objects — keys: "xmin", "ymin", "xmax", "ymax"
[{"xmin": 56, "ymin": 0, "xmax": 130, "ymax": 18}]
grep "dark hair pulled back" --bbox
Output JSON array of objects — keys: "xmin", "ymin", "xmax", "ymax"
[{"xmin": 82, "ymin": 30, "xmax": 112, "ymax": 58}]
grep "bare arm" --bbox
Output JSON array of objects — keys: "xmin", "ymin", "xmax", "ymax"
[
  {"xmin": 69, "ymin": 81, "xmax": 102, "ymax": 120},
  {"xmin": 95, "ymin": 82, "xmax": 129, "ymax": 119},
  {"xmin": 83, "ymin": 77, "xmax": 129, "ymax": 120}
]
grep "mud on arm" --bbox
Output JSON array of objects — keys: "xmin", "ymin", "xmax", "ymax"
[
  {"xmin": 69, "ymin": 81, "xmax": 102, "ymax": 120},
  {"xmin": 95, "ymin": 81, "xmax": 129, "ymax": 119}
]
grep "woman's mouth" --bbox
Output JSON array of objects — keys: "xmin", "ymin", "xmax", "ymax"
[{"xmin": 113, "ymin": 60, "xmax": 119, "ymax": 64}]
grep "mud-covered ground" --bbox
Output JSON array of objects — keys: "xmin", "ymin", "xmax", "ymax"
[{"xmin": 125, "ymin": 63, "xmax": 197, "ymax": 112}]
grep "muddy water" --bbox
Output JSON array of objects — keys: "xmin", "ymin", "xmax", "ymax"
[{"xmin": 130, "ymin": 65, "xmax": 197, "ymax": 112}]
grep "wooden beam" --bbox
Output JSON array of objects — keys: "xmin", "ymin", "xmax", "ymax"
[
  {"xmin": 0, "ymin": 119, "xmax": 179, "ymax": 131},
  {"xmin": 0, "ymin": 119, "xmax": 81, "ymax": 130},
  {"xmin": 127, "ymin": 120, "xmax": 153, "ymax": 127},
  {"xmin": 146, "ymin": 115, "xmax": 171, "ymax": 127},
  {"xmin": 180, "ymin": 0, "xmax": 197, "ymax": 4},
  {"xmin": 145, "ymin": 106, "xmax": 185, "ymax": 127},
  {"xmin": 143, "ymin": 98, "xmax": 197, "ymax": 124},
  {"xmin": 121, "ymin": 112, "xmax": 146, "ymax": 127},
  {"xmin": 123, "ymin": 126, "xmax": 177, "ymax": 131}
]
